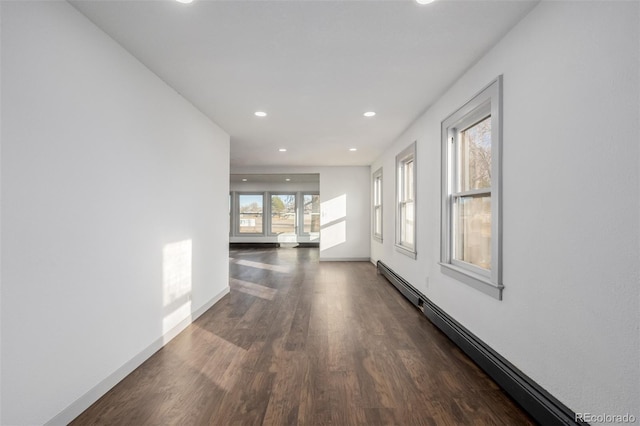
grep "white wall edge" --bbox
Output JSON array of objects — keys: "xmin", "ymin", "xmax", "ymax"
[
  {"xmin": 319, "ymin": 257, "xmax": 371, "ymax": 262},
  {"xmin": 44, "ymin": 286, "xmax": 230, "ymax": 426}
]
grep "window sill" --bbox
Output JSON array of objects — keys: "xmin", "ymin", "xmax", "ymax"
[
  {"xmin": 373, "ymin": 235, "xmax": 383, "ymax": 243},
  {"xmin": 439, "ymin": 262, "xmax": 503, "ymax": 300},
  {"xmin": 395, "ymin": 244, "xmax": 417, "ymax": 259}
]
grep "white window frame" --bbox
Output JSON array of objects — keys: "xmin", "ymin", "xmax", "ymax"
[
  {"xmin": 267, "ymin": 192, "xmax": 298, "ymax": 236},
  {"xmin": 235, "ymin": 192, "xmax": 266, "ymax": 236},
  {"xmin": 396, "ymin": 142, "xmax": 417, "ymax": 258},
  {"xmin": 441, "ymin": 76, "xmax": 503, "ymax": 300},
  {"xmin": 300, "ymin": 192, "xmax": 320, "ymax": 237},
  {"xmin": 372, "ymin": 167, "xmax": 383, "ymax": 242}
]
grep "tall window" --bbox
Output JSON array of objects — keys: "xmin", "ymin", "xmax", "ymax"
[
  {"xmin": 238, "ymin": 193, "xmax": 264, "ymax": 234},
  {"xmin": 441, "ymin": 76, "xmax": 502, "ymax": 299},
  {"xmin": 373, "ymin": 168, "xmax": 383, "ymax": 242},
  {"xmin": 303, "ymin": 194, "xmax": 320, "ymax": 237},
  {"xmin": 270, "ymin": 194, "xmax": 296, "ymax": 234},
  {"xmin": 396, "ymin": 142, "xmax": 416, "ymax": 258}
]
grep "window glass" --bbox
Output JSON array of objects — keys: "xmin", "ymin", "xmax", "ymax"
[
  {"xmin": 459, "ymin": 116, "xmax": 492, "ymax": 192},
  {"xmin": 396, "ymin": 143, "xmax": 416, "ymax": 257},
  {"xmin": 454, "ymin": 195, "xmax": 491, "ymax": 269},
  {"xmin": 373, "ymin": 168, "xmax": 383, "ymax": 241},
  {"xmin": 238, "ymin": 194, "xmax": 263, "ymax": 233},
  {"xmin": 271, "ymin": 194, "xmax": 296, "ymax": 234},
  {"xmin": 303, "ymin": 194, "xmax": 320, "ymax": 234},
  {"xmin": 401, "ymin": 200, "xmax": 414, "ymax": 246}
]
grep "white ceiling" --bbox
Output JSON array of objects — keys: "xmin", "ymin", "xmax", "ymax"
[
  {"xmin": 70, "ymin": 0, "xmax": 538, "ymax": 168},
  {"xmin": 230, "ymin": 173, "xmax": 319, "ymax": 183}
]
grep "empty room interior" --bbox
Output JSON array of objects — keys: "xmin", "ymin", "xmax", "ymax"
[{"xmin": 1, "ymin": 0, "xmax": 639, "ymax": 425}]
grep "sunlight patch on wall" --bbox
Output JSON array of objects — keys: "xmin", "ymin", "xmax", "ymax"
[
  {"xmin": 320, "ymin": 220, "xmax": 346, "ymax": 251},
  {"xmin": 321, "ymin": 194, "xmax": 346, "ymax": 225},
  {"xmin": 320, "ymin": 194, "xmax": 347, "ymax": 251},
  {"xmin": 162, "ymin": 239, "xmax": 192, "ymax": 335}
]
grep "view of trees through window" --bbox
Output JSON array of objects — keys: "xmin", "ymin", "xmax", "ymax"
[
  {"xmin": 271, "ymin": 194, "xmax": 296, "ymax": 234},
  {"xmin": 303, "ymin": 194, "xmax": 320, "ymax": 235},
  {"xmin": 233, "ymin": 192, "xmax": 319, "ymax": 238},
  {"xmin": 239, "ymin": 194, "xmax": 263, "ymax": 233},
  {"xmin": 459, "ymin": 117, "xmax": 491, "ymax": 191},
  {"xmin": 455, "ymin": 116, "xmax": 492, "ymax": 269}
]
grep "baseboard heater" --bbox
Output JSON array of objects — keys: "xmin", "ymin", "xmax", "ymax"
[
  {"xmin": 230, "ymin": 242, "xmax": 281, "ymax": 249},
  {"xmin": 376, "ymin": 261, "xmax": 584, "ymax": 426},
  {"xmin": 230, "ymin": 242, "xmax": 320, "ymax": 249},
  {"xmin": 296, "ymin": 242, "xmax": 320, "ymax": 248}
]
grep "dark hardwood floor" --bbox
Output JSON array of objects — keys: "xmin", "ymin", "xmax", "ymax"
[{"xmin": 72, "ymin": 248, "xmax": 535, "ymax": 425}]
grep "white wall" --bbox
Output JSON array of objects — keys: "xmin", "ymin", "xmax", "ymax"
[
  {"xmin": 0, "ymin": 2, "xmax": 230, "ymax": 424},
  {"xmin": 319, "ymin": 167, "xmax": 370, "ymax": 261},
  {"xmin": 0, "ymin": 3, "xmax": 3, "ymax": 424},
  {"xmin": 372, "ymin": 0, "xmax": 639, "ymax": 418},
  {"xmin": 232, "ymin": 166, "xmax": 370, "ymax": 260}
]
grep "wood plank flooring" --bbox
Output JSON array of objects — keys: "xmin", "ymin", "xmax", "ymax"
[{"xmin": 71, "ymin": 248, "xmax": 535, "ymax": 425}]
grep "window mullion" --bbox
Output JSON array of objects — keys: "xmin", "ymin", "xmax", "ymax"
[{"xmin": 453, "ymin": 188, "xmax": 491, "ymax": 198}]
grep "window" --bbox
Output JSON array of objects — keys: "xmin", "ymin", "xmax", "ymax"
[
  {"xmin": 441, "ymin": 76, "xmax": 503, "ymax": 300},
  {"xmin": 238, "ymin": 193, "xmax": 264, "ymax": 234},
  {"xmin": 302, "ymin": 194, "xmax": 320, "ymax": 237},
  {"xmin": 396, "ymin": 142, "xmax": 416, "ymax": 258},
  {"xmin": 373, "ymin": 168, "xmax": 383, "ymax": 242},
  {"xmin": 270, "ymin": 194, "xmax": 296, "ymax": 234},
  {"xmin": 231, "ymin": 191, "xmax": 320, "ymax": 239}
]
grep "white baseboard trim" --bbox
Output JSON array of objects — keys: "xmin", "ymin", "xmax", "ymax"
[
  {"xmin": 45, "ymin": 286, "xmax": 230, "ymax": 426},
  {"xmin": 319, "ymin": 257, "xmax": 371, "ymax": 262}
]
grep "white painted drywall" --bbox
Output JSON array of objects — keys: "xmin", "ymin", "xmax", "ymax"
[
  {"xmin": 319, "ymin": 167, "xmax": 370, "ymax": 261},
  {"xmin": 0, "ymin": 4, "xmax": 3, "ymax": 425},
  {"xmin": 372, "ymin": 0, "xmax": 639, "ymax": 418},
  {"xmin": 231, "ymin": 166, "xmax": 371, "ymax": 260},
  {"xmin": 0, "ymin": 2, "xmax": 230, "ymax": 424}
]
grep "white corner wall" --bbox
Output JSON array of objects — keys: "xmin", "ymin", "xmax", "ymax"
[
  {"xmin": 372, "ymin": 0, "xmax": 639, "ymax": 418},
  {"xmin": 1, "ymin": 2, "xmax": 230, "ymax": 425}
]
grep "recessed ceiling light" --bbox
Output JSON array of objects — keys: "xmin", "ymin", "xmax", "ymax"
[
  {"xmin": 176, "ymin": 0, "xmax": 193, "ymax": 4},
  {"xmin": 242, "ymin": 178, "xmax": 248, "ymax": 182},
  {"xmin": 279, "ymin": 148, "xmax": 287, "ymax": 152},
  {"xmin": 363, "ymin": 111, "xmax": 376, "ymax": 117},
  {"xmin": 416, "ymin": 0, "xmax": 435, "ymax": 4},
  {"xmin": 349, "ymin": 148, "xmax": 357, "ymax": 152},
  {"xmin": 285, "ymin": 178, "xmax": 291, "ymax": 182},
  {"xmin": 254, "ymin": 111, "xmax": 267, "ymax": 117}
]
